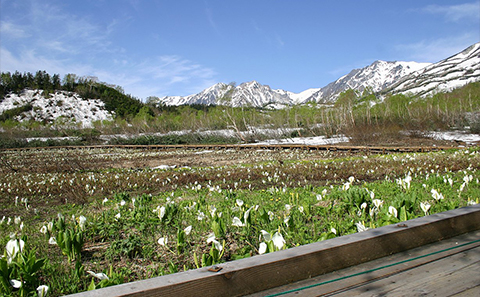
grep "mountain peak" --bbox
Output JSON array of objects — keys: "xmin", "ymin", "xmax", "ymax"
[
  {"xmin": 153, "ymin": 42, "xmax": 479, "ymax": 107},
  {"xmin": 303, "ymin": 60, "xmax": 431, "ymax": 103},
  {"xmin": 240, "ymin": 80, "xmax": 262, "ymax": 88}
]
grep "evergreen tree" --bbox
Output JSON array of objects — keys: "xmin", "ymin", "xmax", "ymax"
[
  {"xmin": 63, "ymin": 73, "xmax": 78, "ymax": 91},
  {"xmin": 52, "ymin": 74, "xmax": 61, "ymax": 90}
]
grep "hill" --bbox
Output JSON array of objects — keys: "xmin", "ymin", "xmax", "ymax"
[{"xmin": 0, "ymin": 72, "xmax": 147, "ymax": 127}]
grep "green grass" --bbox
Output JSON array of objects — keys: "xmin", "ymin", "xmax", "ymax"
[{"xmin": 0, "ymin": 148, "xmax": 479, "ymax": 296}]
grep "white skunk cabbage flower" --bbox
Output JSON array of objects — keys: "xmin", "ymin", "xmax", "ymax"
[
  {"xmin": 232, "ymin": 217, "xmax": 245, "ymax": 227},
  {"xmin": 37, "ymin": 285, "xmax": 49, "ymax": 297},
  {"xmin": 6, "ymin": 239, "xmax": 24, "ymax": 264},
  {"xmin": 87, "ymin": 270, "xmax": 109, "ymax": 280},
  {"xmin": 272, "ymin": 232, "xmax": 285, "ymax": 250}
]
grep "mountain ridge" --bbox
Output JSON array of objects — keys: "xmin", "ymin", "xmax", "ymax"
[
  {"xmin": 303, "ymin": 60, "xmax": 431, "ymax": 104},
  {"xmin": 385, "ymin": 43, "xmax": 480, "ymax": 97},
  {"xmin": 155, "ymin": 42, "xmax": 480, "ymax": 107}
]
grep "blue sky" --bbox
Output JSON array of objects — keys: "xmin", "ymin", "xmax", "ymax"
[{"xmin": 1, "ymin": 0, "xmax": 479, "ymax": 100}]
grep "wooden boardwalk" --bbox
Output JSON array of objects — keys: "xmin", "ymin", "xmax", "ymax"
[
  {"xmin": 5, "ymin": 143, "xmax": 459, "ymax": 154},
  {"xmin": 249, "ymin": 230, "xmax": 480, "ymax": 296}
]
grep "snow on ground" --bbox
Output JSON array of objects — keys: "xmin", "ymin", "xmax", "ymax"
[
  {"xmin": 0, "ymin": 90, "xmax": 114, "ymax": 128},
  {"xmin": 426, "ymin": 131, "xmax": 480, "ymax": 145},
  {"xmin": 25, "ymin": 136, "xmax": 79, "ymax": 143},
  {"xmin": 19, "ymin": 128, "xmax": 480, "ymax": 146},
  {"xmin": 251, "ymin": 135, "xmax": 350, "ymax": 146}
]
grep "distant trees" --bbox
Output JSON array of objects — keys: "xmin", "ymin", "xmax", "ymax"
[{"xmin": 2, "ymin": 69, "xmax": 479, "ymax": 144}]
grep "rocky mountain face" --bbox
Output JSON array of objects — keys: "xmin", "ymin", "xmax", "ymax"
[
  {"xmin": 159, "ymin": 83, "xmax": 232, "ymax": 106},
  {"xmin": 384, "ymin": 43, "xmax": 480, "ymax": 97},
  {"xmin": 156, "ymin": 42, "xmax": 480, "ymax": 107}
]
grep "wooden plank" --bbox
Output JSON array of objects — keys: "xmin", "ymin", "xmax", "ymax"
[
  {"xmin": 67, "ymin": 205, "xmax": 480, "ymax": 297},
  {"xmin": 344, "ymin": 243, "xmax": 480, "ymax": 296},
  {"xmin": 256, "ymin": 231, "xmax": 480, "ymax": 296}
]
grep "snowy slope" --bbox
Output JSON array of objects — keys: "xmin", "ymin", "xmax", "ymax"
[
  {"xmin": 157, "ymin": 81, "xmax": 293, "ymax": 108},
  {"xmin": 0, "ymin": 90, "xmax": 114, "ymax": 128},
  {"xmin": 230, "ymin": 81, "xmax": 292, "ymax": 107},
  {"xmin": 285, "ymin": 88, "xmax": 321, "ymax": 104},
  {"xmin": 159, "ymin": 83, "xmax": 233, "ymax": 106},
  {"xmin": 385, "ymin": 42, "xmax": 480, "ymax": 97},
  {"xmin": 304, "ymin": 61, "xmax": 431, "ymax": 103}
]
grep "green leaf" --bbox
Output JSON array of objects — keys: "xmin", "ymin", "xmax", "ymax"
[
  {"xmin": 168, "ymin": 261, "xmax": 178, "ymax": 274},
  {"xmin": 193, "ymin": 252, "xmax": 200, "ymax": 269},
  {"xmin": 87, "ymin": 278, "xmax": 96, "ymax": 291},
  {"xmin": 399, "ymin": 206, "xmax": 408, "ymax": 222}
]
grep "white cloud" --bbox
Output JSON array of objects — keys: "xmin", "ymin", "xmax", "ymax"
[
  {"xmin": 130, "ymin": 56, "xmax": 218, "ymax": 98},
  {"xmin": 0, "ymin": 21, "xmax": 29, "ymax": 38},
  {"xmin": 1, "ymin": 1, "xmax": 218, "ymax": 100},
  {"xmin": 1, "ymin": 44, "xmax": 218, "ymax": 99},
  {"xmin": 422, "ymin": 1, "xmax": 480, "ymax": 22},
  {"xmin": 0, "ymin": 47, "xmax": 92, "ymax": 75},
  {"xmin": 12, "ymin": 1, "xmax": 115, "ymax": 57},
  {"xmin": 394, "ymin": 34, "xmax": 479, "ymax": 63},
  {"xmin": 140, "ymin": 56, "xmax": 216, "ymax": 83},
  {"xmin": 275, "ymin": 33, "xmax": 285, "ymax": 48},
  {"xmin": 251, "ymin": 21, "xmax": 286, "ymax": 48},
  {"xmin": 205, "ymin": 6, "xmax": 221, "ymax": 36}
]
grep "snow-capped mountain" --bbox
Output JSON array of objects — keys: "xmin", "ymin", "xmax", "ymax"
[
  {"xmin": 160, "ymin": 83, "xmax": 233, "ymax": 106},
  {"xmin": 155, "ymin": 42, "xmax": 480, "ymax": 107},
  {"xmin": 159, "ymin": 81, "xmax": 293, "ymax": 108},
  {"xmin": 0, "ymin": 90, "xmax": 114, "ymax": 128},
  {"xmin": 231, "ymin": 81, "xmax": 292, "ymax": 107},
  {"xmin": 155, "ymin": 61, "xmax": 430, "ymax": 107},
  {"xmin": 303, "ymin": 60, "xmax": 430, "ymax": 103},
  {"xmin": 385, "ymin": 42, "xmax": 480, "ymax": 97}
]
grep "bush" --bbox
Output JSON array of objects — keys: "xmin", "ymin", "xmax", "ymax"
[
  {"xmin": 0, "ymin": 104, "xmax": 33, "ymax": 122},
  {"xmin": 466, "ymin": 112, "xmax": 480, "ymax": 134},
  {"xmin": 108, "ymin": 133, "xmax": 240, "ymax": 145}
]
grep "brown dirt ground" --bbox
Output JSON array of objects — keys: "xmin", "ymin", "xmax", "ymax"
[{"xmin": 107, "ymin": 137, "xmax": 476, "ymax": 169}]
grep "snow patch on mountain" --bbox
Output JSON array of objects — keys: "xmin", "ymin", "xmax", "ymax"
[
  {"xmin": 304, "ymin": 60, "xmax": 431, "ymax": 103},
  {"xmin": 230, "ymin": 81, "xmax": 291, "ymax": 107},
  {"xmin": 158, "ymin": 83, "xmax": 232, "ymax": 106},
  {"xmin": 0, "ymin": 90, "xmax": 114, "ymax": 128},
  {"xmin": 386, "ymin": 42, "xmax": 480, "ymax": 97},
  {"xmin": 158, "ymin": 81, "xmax": 293, "ymax": 108},
  {"xmin": 285, "ymin": 88, "xmax": 321, "ymax": 103}
]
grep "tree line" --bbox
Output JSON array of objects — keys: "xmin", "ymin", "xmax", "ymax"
[{"xmin": 1, "ymin": 70, "xmax": 479, "ymax": 147}]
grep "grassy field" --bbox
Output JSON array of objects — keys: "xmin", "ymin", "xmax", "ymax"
[{"xmin": 0, "ymin": 147, "xmax": 479, "ymax": 296}]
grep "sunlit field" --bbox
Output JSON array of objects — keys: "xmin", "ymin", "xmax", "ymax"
[{"xmin": 1, "ymin": 147, "xmax": 479, "ymax": 296}]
